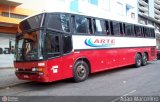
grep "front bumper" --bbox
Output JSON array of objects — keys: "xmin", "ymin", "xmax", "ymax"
[{"xmin": 15, "ymin": 71, "xmax": 49, "ymax": 82}]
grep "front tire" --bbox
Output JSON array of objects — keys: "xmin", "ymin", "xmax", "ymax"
[
  {"xmin": 73, "ymin": 61, "xmax": 89, "ymax": 82},
  {"xmin": 135, "ymin": 53, "xmax": 142, "ymax": 68}
]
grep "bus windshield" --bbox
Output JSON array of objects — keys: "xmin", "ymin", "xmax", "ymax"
[
  {"xmin": 15, "ymin": 31, "xmax": 41, "ymax": 61},
  {"xmin": 19, "ymin": 14, "xmax": 43, "ymax": 32},
  {"xmin": 15, "ymin": 14, "xmax": 44, "ymax": 61}
]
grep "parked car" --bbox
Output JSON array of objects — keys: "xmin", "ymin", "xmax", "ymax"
[{"xmin": 157, "ymin": 49, "xmax": 160, "ymax": 60}]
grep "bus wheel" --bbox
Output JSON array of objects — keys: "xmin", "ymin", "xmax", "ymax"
[
  {"xmin": 142, "ymin": 53, "xmax": 148, "ymax": 66},
  {"xmin": 73, "ymin": 61, "xmax": 89, "ymax": 82},
  {"xmin": 135, "ymin": 53, "xmax": 142, "ymax": 68}
]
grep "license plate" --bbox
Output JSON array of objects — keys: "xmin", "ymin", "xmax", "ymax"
[{"xmin": 24, "ymin": 75, "xmax": 29, "ymax": 78}]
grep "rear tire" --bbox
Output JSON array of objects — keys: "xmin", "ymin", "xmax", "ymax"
[
  {"xmin": 142, "ymin": 53, "xmax": 148, "ymax": 66},
  {"xmin": 73, "ymin": 61, "xmax": 89, "ymax": 82},
  {"xmin": 135, "ymin": 53, "xmax": 142, "ymax": 68}
]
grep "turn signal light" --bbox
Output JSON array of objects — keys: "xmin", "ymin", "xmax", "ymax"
[
  {"xmin": 37, "ymin": 68, "xmax": 43, "ymax": 72},
  {"xmin": 32, "ymin": 68, "xmax": 43, "ymax": 72}
]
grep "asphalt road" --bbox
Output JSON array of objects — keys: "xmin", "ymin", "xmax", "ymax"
[{"xmin": 0, "ymin": 60, "xmax": 160, "ymax": 101}]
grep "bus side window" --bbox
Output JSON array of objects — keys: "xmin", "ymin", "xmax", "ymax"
[
  {"xmin": 105, "ymin": 20, "xmax": 110, "ymax": 35},
  {"xmin": 87, "ymin": 18, "xmax": 93, "ymax": 34},
  {"xmin": 141, "ymin": 27, "xmax": 144, "ymax": 37},
  {"xmin": 60, "ymin": 14, "xmax": 70, "ymax": 32},
  {"xmin": 147, "ymin": 27, "xmax": 151, "ymax": 38},
  {"xmin": 62, "ymin": 35, "xmax": 72, "ymax": 54},
  {"xmin": 135, "ymin": 26, "xmax": 141, "ymax": 37},
  {"xmin": 45, "ymin": 33, "xmax": 60, "ymax": 57},
  {"xmin": 110, "ymin": 21, "xmax": 120, "ymax": 36},
  {"xmin": 143, "ymin": 27, "xmax": 150, "ymax": 38},
  {"xmin": 110, "ymin": 21, "xmax": 114, "ymax": 35},
  {"xmin": 46, "ymin": 14, "xmax": 61, "ymax": 31},
  {"xmin": 125, "ymin": 23, "xmax": 133, "ymax": 37},
  {"xmin": 123, "ymin": 23, "xmax": 125, "ymax": 35},
  {"xmin": 74, "ymin": 15, "xmax": 92, "ymax": 34},
  {"xmin": 71, "ymin": 16, "xmax": 76, "ymax": 33},
  {"xmin": 93, "ymin": 19, "xmax": 106, "ymax": 35},
  {"xmin": 150, "ymin": 28, "xmax": 155, "ymax": 38},
  {"xmin": 120, "ymin": 23, "xmax": 123, "ymax": 36},
  {"xmin": 143, "ymin": 27, "xmax": 146, "ymax": 37},
  {"xmin": 45, "ymin": 14, "xmax": 70, "ymax": 33},
  {"xmin": 131, "ymin": 25, "xmax": 135, "ymax": 36}
]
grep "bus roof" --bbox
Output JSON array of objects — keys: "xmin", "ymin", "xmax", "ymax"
[{"xmin": 21, "ymin": 11, "xmax": 154, "ymax": 28}]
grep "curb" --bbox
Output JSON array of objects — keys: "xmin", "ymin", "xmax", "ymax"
[
  {"xmin": 0, "ymin": 67, "xmax": 14, "ymax": 70},
  {"xmin": 0, "ymin": 81, "xmax": 31, "ymax": 89}
]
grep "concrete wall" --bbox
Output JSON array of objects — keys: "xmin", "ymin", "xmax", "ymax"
[{"xmin": 149, "ymin": 0, "xmax": 155, "ymax": 18}]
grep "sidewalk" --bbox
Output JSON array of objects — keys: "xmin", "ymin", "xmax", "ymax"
[{"xmin": 0, "ymin": 68, "xmax": 28, "ymax": 89}]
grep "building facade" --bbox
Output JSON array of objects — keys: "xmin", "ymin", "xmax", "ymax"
[
  {"xmin": 138, "ymin": 0, "xmax": 160, "ymax": 49},
  {"xmin": 70, "ymin": 0, "xmax": 138, "ymax": 23},
  {"xmin": 0, "ymin": 0, "xmax": 37, "ymax": 67}
]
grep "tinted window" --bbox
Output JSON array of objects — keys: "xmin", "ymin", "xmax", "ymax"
[
  {"xmin": 19, "ymin": 14, "xmax": 42, "ymax": 31},
  {"xmin": 150, "ymin": 28, "xmax": 155, "ymax": 38},
  {"xmin": 147, "ymin": 28, "xmax": 151, "ymax": 37},
  {"xmin": 135, "ymin": 26, "xmax": 142, "ymax": 37},
  {"xmin": 120, "ymin": 23, "xmax": 124, "ymax": 36},
  {"xmin": 125, "ymin": 24, "xmax": 133, "ymax": 36},
  {"xmin": 143, "ymin": 27, "xmax": 147, "ymax": 37},
  {"xmin": 143, "ymin": 27, "xmax": 151, "ymax": 37},
  {"xmin": 45, "ymin": 14, "xmax": 70, "ymax": 32},
  {"xmin": 74, "ymin": 16, "xmax": 89, "ymax": 34},
  {"xmin": 88, "ymin": 18, "xmax": 93, "ymax": 34},
  {"xmin": 93, "ymin": 19, "xmax": 106, "ymax": 34},
  {"xmin": 105, "ymin": 20, "xmax": 110, "ymax": 35},
  {"xmin": 45, "ymin": 33, "xmax": 60, "ymax": 57},
  {"xmin": 73, "ymin": 15, "xmax": 93, "ymax": 34},
  {"xmin": 131, "ymin": 25, "xmax": 135, "ymax": 36},
  {"xmin": 110, "ymin": 21, "xmax": 120, "ymax": 36},
  {"xmin": 60, "ymin": 14, "xmax": 70, "ymax": 32},
  {"xmin": 63, "ymin": 35, "xmax": 72, "ymax": 54}
]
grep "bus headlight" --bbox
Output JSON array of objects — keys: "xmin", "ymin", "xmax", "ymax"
[
  {"xmin": 32, "ymin": 68, "xmax": 37, "ymax": 71},
  {"xmin": 15, "ymin": 68, "xmax": 18, "ymax": 71},
  {"xmin": 32, "ymin": 68, "xmax": 43, "ymax": 72}
]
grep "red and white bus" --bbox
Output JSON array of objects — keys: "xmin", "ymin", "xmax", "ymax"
[{"xmin": 14, "ymin": 12, "xmax": 156, "ymax": 82}]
